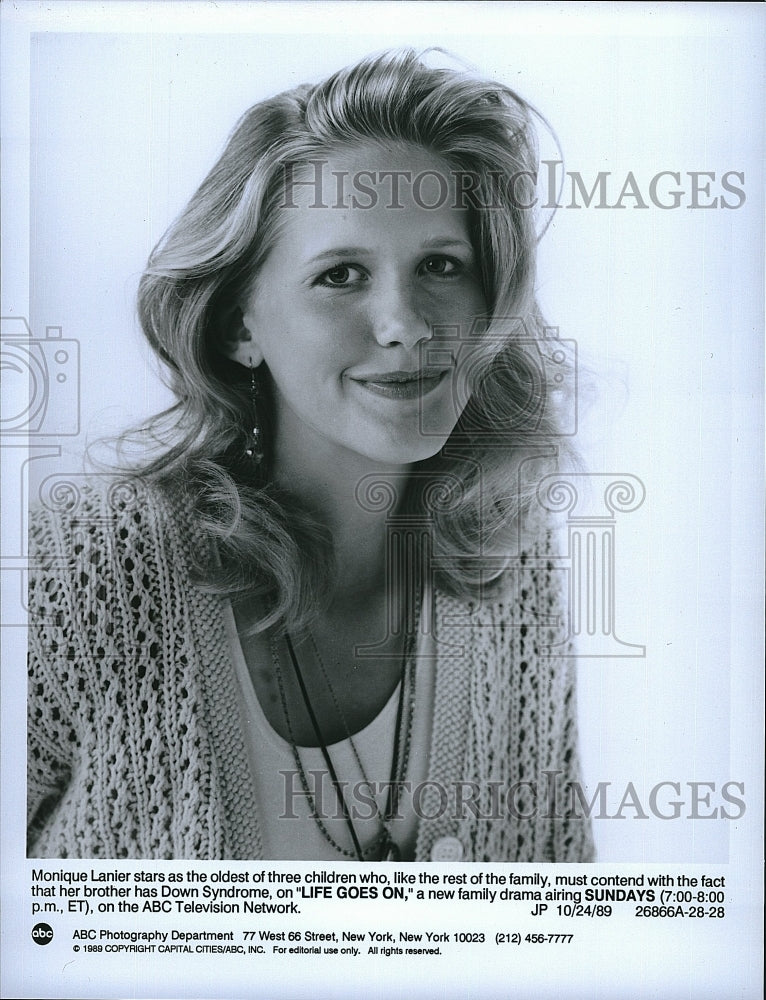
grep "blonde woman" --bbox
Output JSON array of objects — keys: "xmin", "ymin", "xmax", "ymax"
[{"xmin": 28, "ymin": 50, "xmax": 593, "ymax": 862}]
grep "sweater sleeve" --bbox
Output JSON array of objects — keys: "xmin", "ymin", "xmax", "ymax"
[
  {"xmin": 449, "ymin": 513, "xmax": 595, "ymax": 863},
  {"xmin": 26, "ymin": 478, "xmax": 235, "ymax": 859},
  {"xmin": 25, "ymin": 479, "xmax": 175, "ymax": 857},
  {"xmin": 532, "ymin": 522, "xmax": 594, "ymax": 862},
  {"xmin": 26, "ymin": 502, "xmax": 78, "ymax": 851},
  {"xmin": 533, "ymin": 518, "xmax": 595, "ymax": 862},
  {"xmin": 549, "ymin": 651, "xmax": 596, "ymax": 862}
]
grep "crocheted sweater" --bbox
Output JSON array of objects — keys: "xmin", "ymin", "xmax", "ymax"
[{"xmin": 27, "ymin": 478, "xmax": 594, "ymax": 862}]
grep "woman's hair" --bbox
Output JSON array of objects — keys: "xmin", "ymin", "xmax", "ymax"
[{"xmin": 132, "ymin": 48, "xmax": 575, "ymax": 632}]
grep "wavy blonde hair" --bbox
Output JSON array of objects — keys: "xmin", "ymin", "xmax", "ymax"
[{"xmin": 132, "ymin": 48, "xmax": 575, "ymax": 632}]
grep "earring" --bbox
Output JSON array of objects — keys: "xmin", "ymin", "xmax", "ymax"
[{"xmin": 244, "ymin": 358, "xmax": 264, "ymax": 465}]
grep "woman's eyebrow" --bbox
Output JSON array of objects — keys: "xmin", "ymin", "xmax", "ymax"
[
  {"xmin": 303, "ymin": 237, "xmax": 475, "ymax": 267},
  {"xmin": 419, "ymin": 237, "xmax": 475, "ymax": 253},
  {"xmin": 303, "ymin": 246, "xmax": 371, "ymax": 266}
]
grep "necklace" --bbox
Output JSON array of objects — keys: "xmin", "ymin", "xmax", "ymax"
[
  {"xmin": 270, "ymin": 628, "xmax": 416, "ymax": 861},
  {"xmin": 307, "ymin": 631, "xmax": 415, "ymax": 829}
]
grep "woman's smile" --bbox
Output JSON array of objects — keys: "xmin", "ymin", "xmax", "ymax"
[{"xmin": 348, "ymin": 366, "xmax": 453, "ymax": 400}]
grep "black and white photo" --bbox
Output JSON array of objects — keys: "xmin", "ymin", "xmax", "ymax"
[{"xmin": 1, "ymin": 3, "xmax": 763, "ymax": 998}]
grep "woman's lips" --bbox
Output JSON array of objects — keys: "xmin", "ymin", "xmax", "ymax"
[{"xmin": 351, "ymin": 368, "xmax": 450, "ymax": 400}]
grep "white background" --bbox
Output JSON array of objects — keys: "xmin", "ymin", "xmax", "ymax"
[{"xmin": 2, "ymin": 2, "xmax": 763, "ymax": 998}]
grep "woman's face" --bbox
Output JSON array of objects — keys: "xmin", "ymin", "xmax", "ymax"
[{"xmin": 235, "ymin": 143, "xmax": 488, "ymax": 478}]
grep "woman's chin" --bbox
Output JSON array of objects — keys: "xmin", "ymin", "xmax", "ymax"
[{"xmin": 358, "ymin": 433, "xmax": 451, "ymax": 469}]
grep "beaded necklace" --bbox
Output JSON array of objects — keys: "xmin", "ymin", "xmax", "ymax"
[{"xmin": 270, "ymin": 627, "xmax": 416, "ymax": 861}]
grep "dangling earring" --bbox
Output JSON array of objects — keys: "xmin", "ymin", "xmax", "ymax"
[{"xmin": 244, "ymin": 357, "xmax": 264, "ymax": 465}]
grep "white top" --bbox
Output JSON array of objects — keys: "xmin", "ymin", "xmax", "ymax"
[{"xmin": 225, "ymin": 606, "xmax": 435, "ymax": 860}]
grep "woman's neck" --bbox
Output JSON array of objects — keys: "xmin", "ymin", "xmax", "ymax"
[{"xmin": 272, "ymin": 433, "xmax": 410, "ymax": 603}]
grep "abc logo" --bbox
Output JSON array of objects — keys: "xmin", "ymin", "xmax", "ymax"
[{"xmin": 31, "ymin": 922, "xmax": 54, "ymax": 945}]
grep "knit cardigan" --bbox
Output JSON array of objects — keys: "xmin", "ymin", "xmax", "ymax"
[{"xmin": 27, "ymin": 478, "xmax": 594, "ymax": 862}]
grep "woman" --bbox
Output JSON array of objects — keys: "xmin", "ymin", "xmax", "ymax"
[{"xmin": 27, "ymin": 49, "xmax": 593, "ymax": 862}]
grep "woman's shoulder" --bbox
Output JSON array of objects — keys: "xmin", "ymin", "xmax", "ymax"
[
  {"xmin": 28, "ymin": 473, "xmax": 204, "ymax": 599},
  {"xmin": 27, "ymin": 473, "xmax": 216, "ymax": 658},
  {"xmin": 30, "ymin": 473, "xmax": 188, "ymax": 549},
  {"xmin": 442, "ymin": 508, "xmax": 566, "ymax": 642}
]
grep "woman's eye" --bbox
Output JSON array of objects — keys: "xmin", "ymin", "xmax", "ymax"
[
  {"xmin": 317, "ymin": 264, "xmax": 365, "ymax": 287},
  {"xmin": 422, "ymin": 256, "xmax": 459, "ymax": 276}
]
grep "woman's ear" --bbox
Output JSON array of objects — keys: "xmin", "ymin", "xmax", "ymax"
[{"xmin": 218, "ymin": 306, "xmax": 264, "ymax": 367}]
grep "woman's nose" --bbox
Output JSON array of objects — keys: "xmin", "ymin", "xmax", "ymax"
[{"xmin": 370, "ymin": 280, "xmax": 432, "ymax": 350}]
